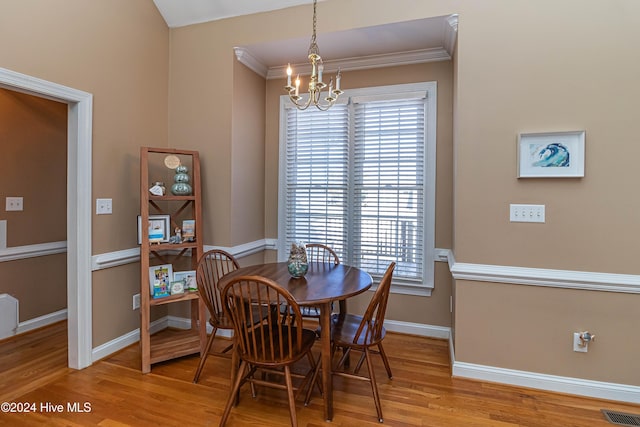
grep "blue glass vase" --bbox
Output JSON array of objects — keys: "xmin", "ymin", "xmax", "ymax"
[{"xmin": 287, "ymin": 241, "xmax": 308, "ymax": 278}]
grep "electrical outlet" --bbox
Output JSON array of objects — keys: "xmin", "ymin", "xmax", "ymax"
[
  {"xmin": 6, "ymin": 197, "xmax": 23, "ymax": 211},
  {"xmin": 133, "ymin": 293, "xmax": 141, "ymax": 310},
  {"xmin": 573, "ymin": 332, "xmax": 588, "ymax": 352},
  {"xmin": 96, "ymin": 198, "xmax": 112, "ymax": 215}
]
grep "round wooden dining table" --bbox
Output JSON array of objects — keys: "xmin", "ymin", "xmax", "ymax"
[{"xmin": 217, "ymin": 261, "xmax": 373, "ymax": 421}]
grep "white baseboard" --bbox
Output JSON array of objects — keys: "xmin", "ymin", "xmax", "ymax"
[
  {"xmin": 452, "ymin": 360, "xmax": 640, "ymax": 404},
  {"xmin": 384, "ymin": 319, "xmax": 450, "ymax": 339},
  {"xmin": 16, "ymin": 309, "xmax": 67, "ymax": 335},
  {"xmin": 91, "ymin": 317, "xmax": 167, "ymax": 362},
  {"xmin": 91, "ymin": 316, "xmax": 234, "ymax": 363}
]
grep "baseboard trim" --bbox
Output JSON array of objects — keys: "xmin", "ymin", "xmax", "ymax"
[
  {"xmin": 452, "ymin": 361, "xmax": 640, "ymax": 404},
  {"xmin": 91, "ymin": 317, "xmax": 167, "ymax": 362},
  {"xmin": 16, "ymin": 309, "xmax": 67, "ymax": 335},
  {"xmin": 384, "ymin": 319, "xmax": 450, "ymax": 339}
]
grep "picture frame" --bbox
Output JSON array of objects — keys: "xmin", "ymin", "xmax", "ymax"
[
  {"xmin": 173, "ymin": 270, "xmax": 197, "ymax": 291},
  {"xmin": 517, "ymin": 130, "xmax": 585, "ymax": 178},
  {"xmin": 170, "ymin": 280, "xmax": 185, "ymax": 295},
  {"xmin": 182, "ymin": 219, "xmax": 195, "ymax": 242},
  {"xmin": 138, "ymin": 214, "xmax": 171, "ymax": 244},
  {"xmin": 148, "ymin": 264, "xmax": 173, "ymax": 296}
]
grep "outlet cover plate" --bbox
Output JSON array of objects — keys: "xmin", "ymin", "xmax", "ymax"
[
  {"xmin": 96, "ymin": 198, "xmax": 112, "ymax": 215},
  {"xmin": 573, "ymin": 332, "xmax": 588, "ymax": 352},
  {"xmin": 6, "ymin": 197, "xmax": 23, "ymax": 211}
]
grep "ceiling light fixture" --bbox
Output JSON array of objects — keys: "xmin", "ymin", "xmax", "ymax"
[{"xmin": 284, "ymin": 0, "xmax": 342, "ymax": 111}]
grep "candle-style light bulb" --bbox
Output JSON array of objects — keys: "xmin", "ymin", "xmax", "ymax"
[
  {"xmin": 295, "ymin": 75, "xmax": 300, "ymax": 97},
  {"xmin": 286, "ymin": 64, "xmax": 292, "ymax": 87},
  {"xmin": 336, "ymin": 68, "xmax": 342, "ymax": 91},
  {"xmin": 318, "ymin": 63, "xmax": 324, "ymax": 84}
]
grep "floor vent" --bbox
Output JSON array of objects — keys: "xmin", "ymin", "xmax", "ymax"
[{"xmin": 602, "ymin": 410, "xmax": 640, "ymax": 426}]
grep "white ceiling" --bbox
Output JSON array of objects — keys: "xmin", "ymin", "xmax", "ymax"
[
  {"xmin": 153, "ymin": 0, "xmax": 313, "ymax": 28},
  {"xmin": 152, "ymin": 0, "xmax": 457, "ymax": 78}
]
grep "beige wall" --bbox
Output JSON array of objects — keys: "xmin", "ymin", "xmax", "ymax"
[
  {"xmin": 0, "ymin": 89, "xmax": 67, "ymax": 321},
  {"xmin": 1, "ymin": 0, "xmax": 169, "ymax": 344},
  {"xmin": 451, "ymin": 0, "xmax": 640, "ymax": 386}
]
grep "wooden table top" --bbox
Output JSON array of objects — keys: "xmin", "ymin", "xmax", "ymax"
[{"xmin": 217, "ymin": 262, "xmax": 373, "ymax": 305}]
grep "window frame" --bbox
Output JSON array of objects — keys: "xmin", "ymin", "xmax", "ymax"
[{"xmin": 278, "ymin": 82, "xmax": 437, "ymax": 296}]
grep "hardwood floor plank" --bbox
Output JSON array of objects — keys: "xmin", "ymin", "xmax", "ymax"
[{"xmin": 1, "ymin": 323, "xmax": 639, "ymax": 426}]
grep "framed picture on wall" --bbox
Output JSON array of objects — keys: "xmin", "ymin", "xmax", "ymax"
[
  {"xmin": 137, "ymin": 214, "xmax": 171, "ymax": 244},
  {"xmin": 517, "ymin": 130, "xmax": 585, "ymax": 178}
]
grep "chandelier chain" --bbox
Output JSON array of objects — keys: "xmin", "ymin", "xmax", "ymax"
[{"xmin": 308, "ymin": 0, "xmax": 319, "ymax": 57}]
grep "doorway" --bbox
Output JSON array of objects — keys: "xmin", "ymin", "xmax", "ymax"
[{"xmin": 0, "ymin": 67, "xmax": 93, "ymax": 369}]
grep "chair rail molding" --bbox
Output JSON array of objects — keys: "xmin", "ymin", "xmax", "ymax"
[{"xmin": 451, "ymin": 261, "xmax": 640, "ymax": 294}]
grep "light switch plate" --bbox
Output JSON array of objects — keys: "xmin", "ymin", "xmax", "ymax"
[{"xmin": 510, "ymin": 204, "xmax": 545, "ymax": 223}]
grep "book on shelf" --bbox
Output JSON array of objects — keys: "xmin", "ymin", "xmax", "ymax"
[{"xmin": 182, "ymin": 219, "xmax": 195, "ymax": 242}]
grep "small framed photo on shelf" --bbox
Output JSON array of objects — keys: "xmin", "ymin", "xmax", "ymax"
[
  {"xmin": 173, "ymin": 270, "xmax": 197, "ymax": 291},
  {"xmin": 149, "ymin": 264, "xmax": 173, "ymax": 296},
  {"xmin": 517, "ymin": 130, "xmax": 585, "ymax": 178},
  {"xmin": 182, "ymin": 219, "xmax": 195, "ymax": 242},
  {"xmin": 138, "ymin": 214, "xmax": 171, "ymax": 244},
  {"xmin": 170, "ymin": 280, "xmax": 185, "ymax": 295}
]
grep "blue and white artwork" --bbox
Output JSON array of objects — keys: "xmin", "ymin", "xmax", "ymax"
[
  {"xmin": 529, "ymin": 142, "xmax": 570, "ymax": 168},
  {"xmin": 518, "ymin": 131, "xmax": 585, "ymax": 178}
]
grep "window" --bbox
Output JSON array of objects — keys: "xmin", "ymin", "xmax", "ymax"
[{"xmin": 278, "ymin": 83, "xmax": 436, "ymax": 295}]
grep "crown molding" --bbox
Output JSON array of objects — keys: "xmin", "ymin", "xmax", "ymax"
[
  {"xmin": 234, "ymin": 47, "xmax": 268, "ymax": 77},
  {"xmin": 264, "ymin": 48, "xmax": 451, "ymax": 80},
  {"xmin": 443, "ymin": 14, "xmax": 459, "ymax": 57}
]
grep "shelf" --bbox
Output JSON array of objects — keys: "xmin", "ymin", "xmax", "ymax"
[
  {"xmin": 148, "ymin": 242, "xmax": 198, "ymax": 251},
  {"xmin": 140, "ymin": 146, "xmax": 205, "ymax": 374},
  {"xmin": 149, "ymin": 328, "xmax": 202, "ymax": 365},
  {"xmin": 149, "ymin": 195, "xmax": 196, "ymax": 202},
  {"xmin": 150, "ymin": 290, "xmax": 200, "ymax": 306}
]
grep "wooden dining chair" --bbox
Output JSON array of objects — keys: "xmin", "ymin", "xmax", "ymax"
[
  {"xmin": 219, "ymin": 275, "xmax": 320, "ymax": 427},
  {"xmin": 301, "ymin": 243, "xmax": 340, "ymax": 319},
  {"xmin": 192, "ymin": 249, "xmax": 240, "ymax": 383},
  {"xmin": 306, "ymin": 262, "xmax": 396, "ymax": 423}
]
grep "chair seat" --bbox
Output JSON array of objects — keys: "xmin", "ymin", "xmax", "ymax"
[
  {"xmin": 331, "ymin": 313, "xmax": 386, "ymax": 348},
  {"xmin": 243, "ymin": 325, "xmax": 317, "ymax": 365}
]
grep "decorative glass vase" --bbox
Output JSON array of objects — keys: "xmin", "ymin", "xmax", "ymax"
[
  {"xmin": 287, "ymin": 241, "xmax": 308, "ymax": 278},
  {"xmin": 171, "ymin": 165, "xmax": 192, "ymax": 195}
]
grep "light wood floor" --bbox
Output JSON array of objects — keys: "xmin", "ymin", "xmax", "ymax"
[{"xmin": 1, "ymin": 321, "xmax": 638, "ymax": 426}]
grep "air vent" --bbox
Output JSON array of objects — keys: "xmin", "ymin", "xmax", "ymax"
[{"xmin": 602, "ymin": 409, "xmax": 640, "ymax": 426}]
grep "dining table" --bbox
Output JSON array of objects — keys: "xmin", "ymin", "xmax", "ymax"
[{"xmin": 217, "ymin": 261, "xmax": 373, "ymax": 422}]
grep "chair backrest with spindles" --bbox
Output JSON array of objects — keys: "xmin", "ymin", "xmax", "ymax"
[
  {"xmin": 196, "ymin": 249, "xmax": 240, "ymax": 328},
  {"xmin": 222, "ymin": 275, "xmax": 305, "ymax": 366},
  {"xmin": 354, "ymin": 262, "xmax": 395, "ymax": 345}
]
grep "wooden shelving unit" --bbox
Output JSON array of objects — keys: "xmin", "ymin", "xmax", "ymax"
[{"xmin": 139, "ymin": 147, "xmax": 206, "ymax": 373}]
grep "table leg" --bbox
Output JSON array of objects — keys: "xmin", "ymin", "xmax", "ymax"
[{"xmin": 320, "ymin": 302, "xmax": 333, "ymax": 421}]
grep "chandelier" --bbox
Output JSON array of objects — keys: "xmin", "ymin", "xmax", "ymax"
[{"xmin": 284, "ymin": 0, "xmax": 342, "ymax": 111}]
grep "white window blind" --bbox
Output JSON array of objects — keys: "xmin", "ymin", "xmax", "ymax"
[
  {"xmin": 351, "ymin": 97, "xmax": 425, "ymax": 282},
  {"xmin": 284, "ymin": 105, "xmax": 349, "ymax": 256},
  {"xmin": 279, "ymin": 82, "xmax": 436, "ymax": 294}
]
